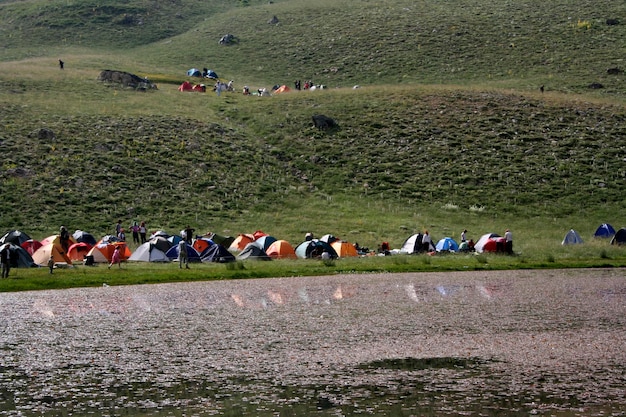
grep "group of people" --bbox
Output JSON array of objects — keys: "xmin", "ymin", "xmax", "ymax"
[
  {"xmin": 114, "ymin": 220, "xmax": 148, "ymax": 245},
  {"xmin": 294, "ymin": 79, "xmax": 315, "ymax": 90}
]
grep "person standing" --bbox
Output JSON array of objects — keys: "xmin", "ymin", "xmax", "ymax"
[
  {"xmin": 504, "ymin": 229, "xmax": 513, "ymax": 255},
  {"xmin": 184, "ymin": 225, "xmax": 195, "ymax": 244},
  {"xmin": 47, "ymin": 256, "xmax": 55, "ymax": 274},
  {"xmin": 59, "ymin": 59, "xmax": 64, "ymax": 70},
  {"xmin": 115, "ymin": 220, "xmax": 123, "ymax": 236},
  {"xmin": 422, "ymin": 230, "xmax": 433, "ymax": 252},
  {"xmin": 0, "ymin": 244, "xmax": 10, "ymax": 278},
  {"xmin": 178, "ymin": 240, "xmax": 190, "ymax": 269},
  {"xmin": 130, "ymin": 221, "xmax": 140, "ymax": 245},
  {"xmin": 59, "ymin": 225, "xmax": 70, "ymax": 253},
  {"xmin": 139, "ymin": 221, "xmax": 147, "ymax": 244},
  {"xmin": 461, "ymin": 229, "xmax": 467, "ymax": 242},
  {"xmin": 108, "ymin": 246, "xmax": 122, "ymax": 269}
]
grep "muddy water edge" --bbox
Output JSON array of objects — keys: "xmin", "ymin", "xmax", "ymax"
[{"xmin": 0, "ymin": 269, "xmax": 624, "ymax": 416}]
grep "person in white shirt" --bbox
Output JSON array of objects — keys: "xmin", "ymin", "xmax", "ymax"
[{"xmin": 504, "ymin": 229, "xmax": 513, "ymax": 255}]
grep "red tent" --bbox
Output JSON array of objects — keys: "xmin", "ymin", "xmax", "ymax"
[
  {"xmin": 178, "ymin": 81, "xmax": 194, "ymax": 92},
  {"xmin": 21, "ymin": 239, "xmax": 42, "ymax": 255}
]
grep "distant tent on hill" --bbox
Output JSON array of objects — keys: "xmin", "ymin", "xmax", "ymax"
[
  {"xmin": 187, "ymin": 68, "xmax": 202, "ymax": 77},
  {"xmin": 128, "ymin": 242, "xmax": 170, "ymax": 262},
  {"xmin": 206, "ymin": 69, "xmax": 219, "ymax": 79},
  {"xmin": 610, "ymin": 228, "xmax": 626, "ymax": 245},
  {"xmin": 401, "ymin": 233, "xmax": 423, "ymax": 254},
  {"xmin": 178, "ymin": 81, "xmax": 194, "ymax": 92},
  {"xmin": 594, "ymin": 223, "xmax": 615, "ymax": 238},
  {"xmin": 562, "ymin": 229, "xmax": 584, "ymax": 245},
  {"xmin": 274, "ymin": 85, "xmax": 291, "ymax": 94},
  {"xmin": 266, "ymin": 240, "xmax": 297, "ymax": 259},
  {"xmin": 435, "ymin": 237, "xmax": 459, "ymax": 252}
]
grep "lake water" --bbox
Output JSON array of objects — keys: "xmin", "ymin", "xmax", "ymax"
[{"xmin": 1, "ymin": 269, "xmax": 624, "ymax": 416}]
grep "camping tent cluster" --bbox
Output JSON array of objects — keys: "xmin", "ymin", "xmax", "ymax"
[{"xmin": 1, "ymin": 223, "xmax": 624, "ymax": 269}]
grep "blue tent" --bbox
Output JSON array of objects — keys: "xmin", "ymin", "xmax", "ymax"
[
  {"xmin": 206, "ymin": 69, "xmax": 219, "ymax": 79},
  {"xmin": 295, "ymin": 240, "xmax": 337, "ymax": 259},
  {"xmin": 200, "ymin": 244, "xmax": 236, "ymax": 263},
  {"xmin": 435, "ymin": 237, "xmax": 459, "ymax": 252},
  {"xmin": 237, "ymin": 243, "xmax": 271, "ymax": 261},
  {"xmin": 165, "ymin": 243, "xmax": 201, "ymax": 262},
  {"xmin": 187, "ymin": 68, "xmax": 202, "ymax": 77},
  {"xmin": 255, "ymin": 235, "xmax": 277, "ymax": 251},
  {"xmin": 562, "ymin": 229, "xmax": 583, "ymax": 245},
  {"xmin": 594, "ymin": 223, "xmax": 615, "ymax": 238}
]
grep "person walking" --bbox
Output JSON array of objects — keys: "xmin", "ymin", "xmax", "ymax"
[
  {"xmin": 108, "ymin": 246, "xmax": 122, "ymax": 269},
  {"xmin": 47, "ymin": 256, "xmax": 55, "ymax": 274},
  {"xmin": 178, "ymin": 240, "xmax": 190, "ymax": 269},
  {"xmin": 184, "ymin": 225, "xmax": 195, "ymax": 244},
  {"xmin": 0, "ymin": 244, "xmax": 11, "ymax": 278}
]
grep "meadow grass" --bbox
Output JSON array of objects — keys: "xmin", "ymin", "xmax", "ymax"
[{"xmin": 1, "ymin": 0, "xmax": 625, "ymax": 291}]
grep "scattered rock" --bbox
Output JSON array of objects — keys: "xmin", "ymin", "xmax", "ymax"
[
  {"xmin": 312, "ymin": 114, "xmax": 338, "ymax": 130},
  {"xmin": 29, "ymin": 128, "xmax": 56, "ymax": 140},
  {"xmin": 97, "ymin": 70, "xmax": 157, "ymax": 90},
  {"xmin": 268, "ymin": 15, "xmax": 279, "ymax": 24},
  {"xmin": 588, "ymin": 82, "xmax": 604, "ymax": 89},
  {"xmin": 606, "ymin": 18, "xmax": 620, "ymax": 26},
  {"xmin": 607, "ymin": 67, "xmax": 622, "ymax": 75}
]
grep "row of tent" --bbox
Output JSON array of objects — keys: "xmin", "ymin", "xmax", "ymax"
[
  {"xmin": 562, "ymin": 223, "xmax": 626, "ymax": 245},
  {"xmin": 1, "ymin": 223, "xmax": 625, "ymax": 268}
]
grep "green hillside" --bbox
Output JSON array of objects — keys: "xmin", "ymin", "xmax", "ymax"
[{"xmin": 0, "ymin": 0, "xmax": 625, "ymax": 252}]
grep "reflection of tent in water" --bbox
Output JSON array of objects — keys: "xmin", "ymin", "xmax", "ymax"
[
  {"xmin": 594, "ymin": 223, "xmax": 615, "ymax": 238},
  {"xmin": 610, "ymin": 228, "xmax": 626, "ymax": 245},
  {"xmin": 562, "ymin": 229, "xmax": 583, "ymax": 245}
]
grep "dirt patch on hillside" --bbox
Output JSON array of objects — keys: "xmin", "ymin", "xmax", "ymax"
[{"xmin": 0, "ymin": 269, "xmax": 624, "ymax": 416}]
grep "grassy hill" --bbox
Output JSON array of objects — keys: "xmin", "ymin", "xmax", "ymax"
[{"xmin": 0, "ymin": 0, "xmax": 625, "ymax": 254}]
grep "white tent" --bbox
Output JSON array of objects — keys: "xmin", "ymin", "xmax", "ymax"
[
  {"xmin": 128, "ymin": 242, "xmax": 170, "ymax": 262},
  {"xmin": 400, "ymin": 233, "xmax": 423, "ymax": 254},
  {"xmin": 562, "ymin": 229, "xmax": 583, "ymax": 245}
]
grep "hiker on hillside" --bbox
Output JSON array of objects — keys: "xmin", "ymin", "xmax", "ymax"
[
  {"xmin": 59, "ymin": 59, "xmax": 64, "ymax": 70},
  {"xmin": 0, "ymin": 244, "xmax": 11, "ymax": 278}
]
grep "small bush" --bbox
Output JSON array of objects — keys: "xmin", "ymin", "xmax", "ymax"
[
  {"xmin": 546, "ymin": 254, "xmax": 555, "ymax": 263},
  {"xmin": 226, "ymin": 261, "xmax": 245, "ymax": 270}
]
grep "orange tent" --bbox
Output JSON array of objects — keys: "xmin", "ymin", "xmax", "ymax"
[
  {"xmin": 32, "ymin": 243, "xmax": 72, "ymax": 266},
  {"xmin": 193, "ymin": 238, "xmax": 213, "ymax": 255},
  {"xmin": 266, "ymin": 240, "xmax": 297, "ymax": 259},
  {"xmin": 67, "ymin": 242, "xmax": 93, "ymax": 262},
  {"xmin": 331, "ymin": 241, "xmax": 358, "ymax": 258},
  {"xmin": 229, "ymin": 234, "xmax": 255, "ymax": 251},
  {"xmin": 87, "ymin": 242, "xmax": 131, "ymax": 263},
  {"xmin": 274, "ymin": 85, "xmax": 291, "ymax": 94}
]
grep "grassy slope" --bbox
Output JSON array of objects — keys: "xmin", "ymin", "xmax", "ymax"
[{"xmin": 0, "ymin": 0, "xmax": 625, "ymax": 253}]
